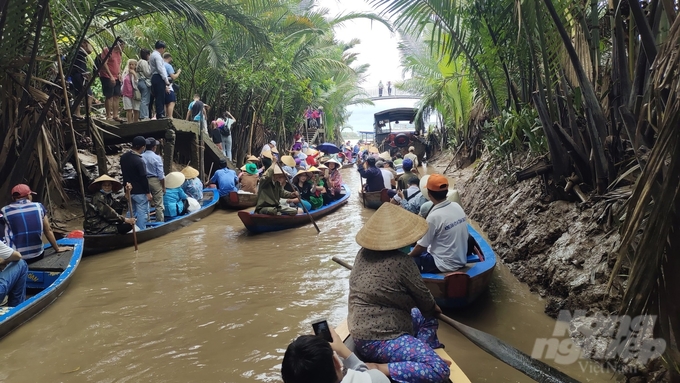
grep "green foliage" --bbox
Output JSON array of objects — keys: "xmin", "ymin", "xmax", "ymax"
[{"xmin": 482, "ymin": 108, "xmax": 547, "ymax": 159}]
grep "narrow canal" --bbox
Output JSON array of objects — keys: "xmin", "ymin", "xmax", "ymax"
[{"xmin": 0, "ymin": 168, "xmax": 615, "ymax": 382}]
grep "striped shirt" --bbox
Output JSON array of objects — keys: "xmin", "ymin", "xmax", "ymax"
[{"xmin": 1, "ymin": 199, "xmax": 47, "ymax": 260}]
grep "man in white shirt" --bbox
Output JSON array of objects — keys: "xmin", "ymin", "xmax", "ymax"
[
  {"xmin": 408, "ymin": 174, "xmax": 469, "ymax": 273},
  {"xmin": 375, "ymin": 161, "xmax": 395, "ymax": 189},
  {"xmin": 149, "ymin": 40, "xmax": 171, "ymax": 119},
  {"xmin": 261, "ymin": 140, "xmax": 276, "ymax": 156},
  {"xmin": 0, "ymin": 241, "xmax": 28, "ymax": 307},
  {"xmin": 404, "ymin": 146, "xmax": 419, "ymax": 175}
]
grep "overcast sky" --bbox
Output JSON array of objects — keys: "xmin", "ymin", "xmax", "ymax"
[{"xmin": 315, "ymin": 0, "xmax": 403, "ymax": 90}]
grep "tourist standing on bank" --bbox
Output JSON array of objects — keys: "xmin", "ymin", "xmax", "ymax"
[
  {"xmin": 209, "ymin": 119, "xmax": 223, "ymax": 151},
  {"xmin": 163, "ymin": 53, "xmax": 181, "ymax": 119},
  {"xmin": 221, "ymin": 111, "xmax": 236, "ymax": 160},
  {"xmin": 121, "ymin": 136, "xmax": 152, "ymax": 230},
  {"xmin": 99, "ymin": 40, "xmax": 124, "ymax": 122},
  {"xmin": 69, "ymin": 39, "xmax": 93, "ymax": 118},
  {"xmin": 186, "ymin": 94, "xmax": 207, "ymax": 133},
  {"xmin": 141, "ymin": 138, "xmax": 165, "ymax": 222},
  {"xmin": 387, "ymin": 80, "xmax": 392, "ymax": 96},
  {"xmin": 137, "ymin": 49, "xmax": 152, "ymax": 120},
  {"xmin": 121, "ymin": 59, "xmax": 140, "ymax": 123},
  {"xmin": 378, "ymin": 80, "xmax": 384, "ymax": 97},
  {"xmin": 149, "ymin": 41, "xmax": 171, "ymax": 119}
]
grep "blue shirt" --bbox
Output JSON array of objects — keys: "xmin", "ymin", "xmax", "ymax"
[
  {"xmin": 163, "ymin": 187, "xmax": 188, "ymax": 218},
  {"xmin": 210, "ymin": 168, "xmax": 238, "ymax": 197},
  {"xmin": 141, "ymin": 150, "xmax": 164, "ymax": 179},
  {"xmin": 181, "ymin": 178, "xmax": 203, "ymax": 201},
  {"xmin": 1, "ymin": 199, "xmax": 47, "ymax": 260},
  {"xmin": 165, "ymin": 63, "xmax": 175, "ymax": 76},
  {"xmin": 358, "ymin": 166, "xmax": 385, "ymax": 192}
]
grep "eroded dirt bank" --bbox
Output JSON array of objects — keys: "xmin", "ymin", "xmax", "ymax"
[{"xmin": 429, "ymin": 152, "xmax": 669, "ymax": 382}]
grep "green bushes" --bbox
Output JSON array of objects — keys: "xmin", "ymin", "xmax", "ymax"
[{"xmin": 483, "ymin": 108, "xmax": 547, "ymax": 159}]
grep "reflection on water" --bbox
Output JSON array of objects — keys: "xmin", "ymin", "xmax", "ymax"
[{"xmin": 0, "ymin": 167, "xmax": 615, "ymax": 382}]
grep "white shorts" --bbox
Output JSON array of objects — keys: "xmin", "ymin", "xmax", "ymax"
[{"xmin": 123, "ymin": 96, "xmax": 140, "ymax": 111}]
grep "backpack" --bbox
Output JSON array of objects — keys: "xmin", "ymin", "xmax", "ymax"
[
  {"xmin": 219, "ymin": 118, "xmax": 231, "ymax": 137},
  {"xmin": 190, "ymin": 100, "xmax": 204, "ymax": 120},
  {"xmin": 93, "ymin": 54, "xmax": 103, "ymax": 78}
]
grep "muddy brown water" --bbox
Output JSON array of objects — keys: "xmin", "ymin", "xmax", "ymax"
[{"xmin": 0, "ymin": 167, "xmax": 617, "ymax": 382}]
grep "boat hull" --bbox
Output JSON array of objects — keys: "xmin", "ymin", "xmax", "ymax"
[
  {"xmin": 238, "ymin": 185, "xmax": 351, "ymax": 233},
  {"xmin": 341, "ymin": 163, "xmax": 354, "ymax": 169},
  {"xmin": 359, "ymin": 189, "xmax": 389, "ymax": 209},
  {"xmin": 220, "ymin": 191, "xmax": 257, "ymax": 209},
  {"xmin": 421, "ymin": 225, "xmax": 496, "ymax": 309},
  {"xmin": 83, "ymin": 188, "xmax": 219, "ymax": 255},
  {"xmin": 0, "ymin": 237, "xmax": 83, "ymax": 339}
]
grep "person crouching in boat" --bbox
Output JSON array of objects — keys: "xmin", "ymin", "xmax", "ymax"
[
  {"xmin": 180, "ymin": 166, "xmax": 203, "ymax": 201},
  {"xmin": 349, "ymin": 203, "xmax": 450, "ymax": 383},
  {"xmin": 163, "ymin": 172, "xmax": 190, "ymax": 220},
  {"xmin": 408, "ymin": 174, "xmax": 469, "ymax": 274},
  {"xmin": 390, "ymin": 177, "xmax": 427, "ymax": 215},
  {"xmin": 254, "ymin": 164, "xmax": 301, "ymax": 215},
  {"xmin": 84, "ymin": 175, "xmax": 137, "ymax": 235},
  {"xmin": 281, "ymin": 327, "xmax": 390, "ymax": 383},
  {"xmin": 238, "ymin": 163, "xmax": 259, "ymax": 194},
  {"xmin": 290, "ymin": 169, "xmax": 314, "ymax": 211},
  {"xmin": 325, "ymin": 159, "xmax": 344, "ymax": 201}
]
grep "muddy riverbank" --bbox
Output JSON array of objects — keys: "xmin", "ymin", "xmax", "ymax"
[{"xmin": 429, "ymin": 152, "xmax": 669, "ymax": 382}]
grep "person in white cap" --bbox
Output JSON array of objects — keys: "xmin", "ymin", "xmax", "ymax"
[
  {"xmin": 261, "ymin": 140, "xmax": 276, "ymax": 157},
  {"xmin": 404, "ymin": 146, "xmax": 419, "ymax": 174}
]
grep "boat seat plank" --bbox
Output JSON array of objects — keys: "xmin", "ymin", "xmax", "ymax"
[{"xmin": 27, "ymin": 248, "xmax": 73, "ymax": 272}]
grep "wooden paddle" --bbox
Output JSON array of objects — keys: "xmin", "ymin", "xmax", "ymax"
[
  {"xmin": 331, "ymin": 256, "xmax": 580, "ymax": 383},
  {"xmin": 125, "ymin": 187, "xmax": 138, "ymax": 251},
  {"xmin": 357, "ymin": 156, "xmax": 366, "ymax": 208},
  {"xmin": 276, "ymin": 162, "xmax": 320, "ymax": 233}
]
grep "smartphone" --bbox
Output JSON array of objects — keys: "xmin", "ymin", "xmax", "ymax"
[{"xmin": 312, "ymin": 319, "xmax": 333, "ymax": 342}]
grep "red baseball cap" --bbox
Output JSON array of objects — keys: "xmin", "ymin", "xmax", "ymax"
[
  {"xmin": 426, "ymin": 174, "xmax": 449, "ymax": 191},
  {"xmin": 11, "ymin": 184, "xmax": 36, "ymax": 198}
]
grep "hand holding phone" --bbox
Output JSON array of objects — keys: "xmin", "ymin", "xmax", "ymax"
[{"xmin": 312, "ymin": 319, "xmax": 333, "ymax": 342}]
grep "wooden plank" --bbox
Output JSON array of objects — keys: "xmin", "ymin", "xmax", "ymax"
[
  {"xmin": 336, "ymin": 319, "xmax": 350, "ymax": 341},
  {"xmin": 435, "ymin": 348, "xmax": 471, "ymax": 383}
]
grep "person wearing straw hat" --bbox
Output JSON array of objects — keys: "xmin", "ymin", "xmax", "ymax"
[
  {"xmin": 291, "ymin": 169, "xmax": 314, "ymax": 211},
  {"xmin": 180, "ymin": 166, "xmax": 203, "ymax": 201},
  {"xmin": 84, "ymin": 175, "xmax": 136, "ymax": 235},
  {"xmin": 349, "ymin": 203, "xmax": 449, "ymax": 383},
  {"xmin": 325, "ymin": 159, "xmax": 344, "ymax": 200},
  {"xmin": 210, "ymin": 159, "xmax": 238, "ymax": 197},
  {"xmin": 309, "ymin": 166, "xmax": 328, "ymax": 207},
  {"xmin": 280, "ymin": 155, "xmax": 298, "ymax": 178},
  {"xmin": 261, "ymin": 150, "xmax": 273, "ymax": 170},
  {"xmin": 261, "ymin": 140, "xmax": 276, "ymax": 157},
  {"xmin": 163, "ymin": 172, "xmax": 189, "ymax": 219},
  {"xmin": 408, "ymin": 174, "xmax": 469, "ymax": 273},
  {"xmin": 255, "ymin": 164, "xmax": 300, "ymax": 215},
  {"xmin": 238, "ymin": 163, "xmax": 259, "ymax": 194}
]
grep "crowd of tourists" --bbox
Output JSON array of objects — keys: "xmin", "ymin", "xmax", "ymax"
[{"xmin": 282, "ymin": 144, "xmax": 478, "ymax": 383}]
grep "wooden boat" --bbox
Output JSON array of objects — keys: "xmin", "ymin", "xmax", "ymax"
[
  {"xmin": 238, "ymin": 185, "xmax": 351, "ymax": 233},
  {"xmin": 0, "ymin": 236, "xmax": 83, "ymax": 339},
  {"xmin": 422, "ymin": 225, "xmax": 497, "ymax": 309},
  {"xmin": 220, "ymin": 191, "xmax": 257, "ymax": 209},
  {"xmin": 83, "ymin": 188, "xmax": 219, "ymax": 255},
  {"xmin": 336, "ymin": 320, "xmax": 470, "ymax": 383},
  {"xmin": 359, "ymin": 188, "xmax": 390, "ymax": 209},
  {"xmin": 341, "ymin": 162, "xmax": 355, "ymax": 169}
]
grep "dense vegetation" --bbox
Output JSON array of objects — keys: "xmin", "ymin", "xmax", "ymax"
[
  {"xmin": 377, "ymin": 0, "xmax": 679, "ymax": 377},
  {"xmin": 0, "ymin": 0, "xmax": 375, "ymax": 201}
]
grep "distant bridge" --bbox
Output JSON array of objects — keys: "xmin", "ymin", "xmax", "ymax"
[{"xmin": 363, "ymin": 86, "xmax": 420, "ymax": 101}]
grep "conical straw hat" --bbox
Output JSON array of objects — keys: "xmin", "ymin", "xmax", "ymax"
[
  {"xmin": 271, "ymin": 146, "xmax": 279, "ymax": 154},
  {"xmin": 281, "ymin": 155, "xmax": 296, "ymax": 168},
  {"xmin": 355, "ymin": 203, "xmax": 429, "ymax": 251},
  {"xmin": 165, "ymin": 172, "xmax": 186, "ymax": 189},
  {"xmin": 379, "ymin": 151, "xmax": 391, "ymax": 161},
  {"xmin": 246, "ymin": 155, "xmax": 259, "ymax": 162},
  {"xmin": 262, "ymin": 151, "xmax": 273, "ymax": 159},
  {"xmin": 89, "ymin": 174, "xmax": 122, "ymax": 193},
  {"xmin": 181, "ymin": 166, "xmax": 199, "ymax": 180},
  {"xmin": 368, "ymin": 146, "xmax": 379, "ymax": 154}
]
